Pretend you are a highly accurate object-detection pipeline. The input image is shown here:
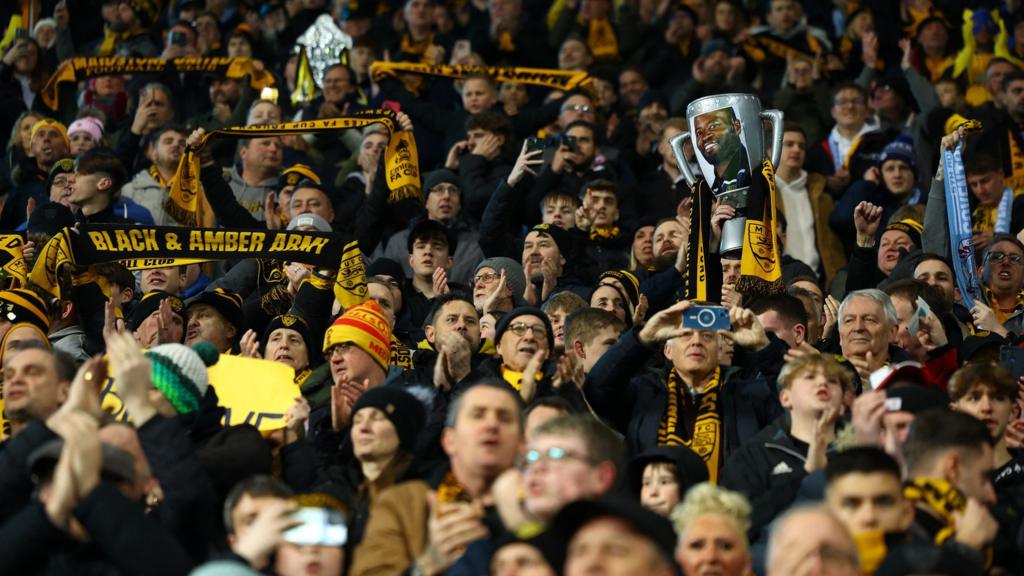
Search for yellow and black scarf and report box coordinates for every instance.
[168,111,420,227]
[684,178,720,302]
[390,336,412,369]
[41,56,274,110]
[371,62,592,93]
[903,478,964,544]
[1005,126,1024,194]
[982,286,1024,324]
[148,163,172,189]
[735,159,784,297]
[658,367,723,483]
[0,235,27,288]
[586,17,619,62]
[29,224,368,309]
[589,226,620,241]
[500,364,544,392]
[436,470,472,504]
[399,31,435,62]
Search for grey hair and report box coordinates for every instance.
[837,289,897,328]
[766,504,857,572]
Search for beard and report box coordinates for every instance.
[653,252,678,271]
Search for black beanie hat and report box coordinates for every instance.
[494,307,555,352]
[262,314,316,367]
[129,291,185,332]
[366,257,407,285]
[350,386,427,452]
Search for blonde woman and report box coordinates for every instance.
[671,483,754,576]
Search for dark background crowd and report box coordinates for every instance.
[3,0,1024,575]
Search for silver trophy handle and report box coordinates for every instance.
[762,109,784,169]
[670,132,698,187]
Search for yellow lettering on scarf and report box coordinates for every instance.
[187,230,267,252]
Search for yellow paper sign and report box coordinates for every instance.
[101,355,300,431]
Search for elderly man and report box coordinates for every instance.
[838,289,901,390]
[351,381,524,576]
[585,300,782,481]
[766,505,859,576]
[184,288,244,353]
[472,257,526,315]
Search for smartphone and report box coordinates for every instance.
[169,31,187,46]
[452,39,471,62]
[907,296,930,335]
[14,29,28,40]
[682,305,732,331]
[562,135,578,153]
[283,507,347,546]
[999,346,1024,380]
[525,136,544,154]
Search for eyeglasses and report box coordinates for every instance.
[51,175,71,188]
[474,272,500,285]
[328,342,356,356]
[523,446,592,468]
[987,251,1024,265]
[508,322,548,339]
[833,97,866,107]
[562,104,593,113]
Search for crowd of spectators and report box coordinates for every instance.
[3,0,1024,574]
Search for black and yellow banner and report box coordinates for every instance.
[684,179,720,303]
[0,234,26,288]
[370,62,592,92]
[41,56,276,110]
[291,46,318,107]
[168,111,420,226]
[736,160,784,296]
[29,225,367,307]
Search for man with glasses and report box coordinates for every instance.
[807,83,877,194]
[973,236,1024,336]
[472,257,526,315]
[322,302,392,430]
[499,414,623,533]
[584,300,782,482]
[477,307,573,403]
[556,93,597,131]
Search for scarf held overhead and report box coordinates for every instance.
[40,57,275,110]
[370,61,592,91]
[29,225,367,307]
[167,111,420,227]
[943,120,984,309]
